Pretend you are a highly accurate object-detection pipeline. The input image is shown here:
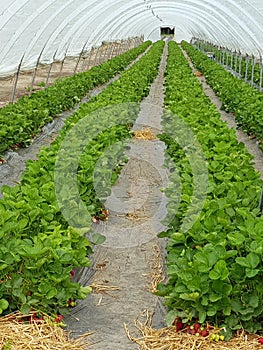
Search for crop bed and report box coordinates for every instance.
[0,41,151,159]
[1,39,263,349]
[0,41,164,317]
[157,41,263,338]
[182,41,263,150]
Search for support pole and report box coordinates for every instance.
[93,46,100,66]
[11,54,25,103]
[259,54,263,91]
[45,49,58,88]
[230,50,234,70]
[30,45,46,94]
[81,47,93,72]
[245,55,249,82]
[238,51,242,77]
[74,41,88,74]
[58,45,70,80]
[250,55,255,86]
[234,50,238,73]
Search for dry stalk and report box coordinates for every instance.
[90,282,121,298]
[134,128,157,140]
[0,312,92,349]
[194,71,203,77]
[148,244,165,293]
[125,310,263,350]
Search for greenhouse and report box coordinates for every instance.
[0,1,263,349]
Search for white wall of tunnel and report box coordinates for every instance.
[0,0,262,76]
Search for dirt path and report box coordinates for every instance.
[181,46,263,180]
[65,44,169,349]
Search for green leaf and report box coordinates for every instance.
[165,310,179,327]
[227,232,246,247]
[78,285,92,299]
[20,303,31,315]
[212,280,232,295]
[209,260,229,280]
[236,253,260,269]
[209,293,222,302]
[91,233,106,245]
[46,288,57,299]
[245,268,260,278]
[179,292,200,301]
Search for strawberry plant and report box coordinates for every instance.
[193,40,262,85]
[0,41,151,158]
[182,41,263,148]
[157,41,263,337]
[0,41,164,316]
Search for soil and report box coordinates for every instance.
[0,40,139,107]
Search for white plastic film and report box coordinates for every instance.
[0,0,262,76]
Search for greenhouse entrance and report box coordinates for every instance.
[160,26,175,39]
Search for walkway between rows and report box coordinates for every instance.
[65,43,169,350]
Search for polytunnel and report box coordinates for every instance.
[1,1,263,349]
[0,0,263,76]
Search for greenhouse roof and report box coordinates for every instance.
[0,0,262,76]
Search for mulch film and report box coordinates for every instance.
[0,312,93,349]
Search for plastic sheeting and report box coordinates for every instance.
[0,0,262,76]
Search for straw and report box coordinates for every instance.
[134,128,157,140]
[125,311,263,350]
[0,312,92,349]
[148,244,165,293]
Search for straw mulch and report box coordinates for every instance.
[134,128,157,140]
[148,244,165,293]
[116,211,150,221]
[0,312,93,349]
[195,71,203,77]
[125,311,263,350]
[90,282,121,297]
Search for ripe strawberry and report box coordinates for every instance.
[54,314,63,323]
[175,321,184,332]
[200,329,209,337]
[258,337,263,345]
[194,323,200,332]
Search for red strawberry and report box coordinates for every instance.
[258,337,263,345]
[194,323,201,332]
[54,314,63,323]
[175,321,184,332]
[200,329,209,337]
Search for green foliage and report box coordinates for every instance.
[181,41,263,148]
[157,41,263,335]
[193,40,262,85]
[0,41,151,158]
[0,41,164,316]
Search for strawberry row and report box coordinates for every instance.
[0,41,165,317]
[181,41,263,149]
[158,41,263,337]
[0,41,151,158]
